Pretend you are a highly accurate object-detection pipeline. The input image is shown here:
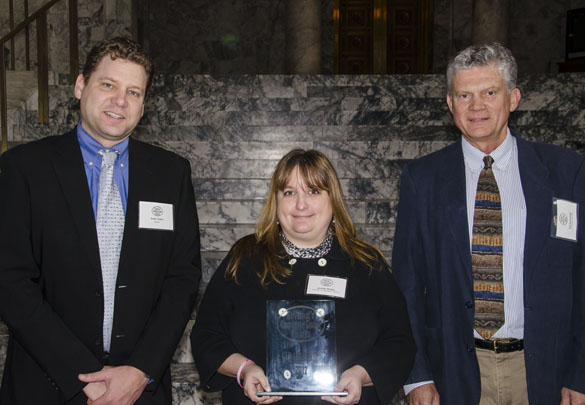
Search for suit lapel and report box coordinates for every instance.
[440,142,473,274]
[51,130,102,277]
[516,137,552,290]
[117,139,155,272]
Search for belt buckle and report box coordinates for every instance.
[492,338,513,353]
[492,338,509,353]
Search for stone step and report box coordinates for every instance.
[13,74,585,134]
[12,119,585,145]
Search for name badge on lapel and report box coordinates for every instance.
[305,274,347,299]
[139,201,174,231]
[551,197,578,242]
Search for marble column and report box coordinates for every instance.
[285,0,321,74]
[472,0,510,45]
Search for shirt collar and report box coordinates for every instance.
[462,128,513,173]
[77,121,129,164]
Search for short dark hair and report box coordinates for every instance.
[82,37,154,96]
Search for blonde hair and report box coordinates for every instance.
[226,149,386,287]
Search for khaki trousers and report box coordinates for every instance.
[476,347,529,405]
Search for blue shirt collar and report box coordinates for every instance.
[77,121,129,161]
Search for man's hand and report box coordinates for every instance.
[561,387,585,405]
[79,365,149,405]
[82,380,107,401]
[408,383,440,405]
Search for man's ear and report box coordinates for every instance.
[74,74,86,100]
[446,93,454,114]
[509,88,521,112]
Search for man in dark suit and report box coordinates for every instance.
[0,37,201,404]
[392,43,585,405]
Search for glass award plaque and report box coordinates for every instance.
[258,300,346,396]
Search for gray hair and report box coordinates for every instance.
[446,42,518,94]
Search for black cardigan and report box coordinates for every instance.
[191,237,415,404]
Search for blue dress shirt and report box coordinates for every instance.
[77,123,129,216]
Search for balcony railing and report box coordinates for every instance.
[0,0,78,154]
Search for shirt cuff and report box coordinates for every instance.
[404,380,434,396]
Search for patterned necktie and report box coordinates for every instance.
[96,150,125,352]
[472,155,504,339]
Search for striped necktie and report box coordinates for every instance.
[96,149,125,352]
[472,155,504,339]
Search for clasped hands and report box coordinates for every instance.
[79,365,149,405]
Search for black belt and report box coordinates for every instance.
[475,338,524,353]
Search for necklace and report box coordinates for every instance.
[280,230,333,259]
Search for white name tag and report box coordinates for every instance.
[305,275,347,299]
[139,201,174,231]
[552,198,578,242]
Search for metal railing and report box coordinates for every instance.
[0,0,78,154]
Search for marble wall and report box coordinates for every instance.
[76,0,134,66]
[137,0,585,75]
[139,0,334,75]
[143,0,286,75]
[1,0,133,72]
[1,0,47,70]
[431,0,474,72]
[4,0,585,76]
[3,72,585,404]
[508,0,585,73]
[431,0,585,73]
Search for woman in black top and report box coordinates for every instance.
[191,149,415,404]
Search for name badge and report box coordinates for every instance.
[551,198,578,242]
[305,275,347,299]
[139,201,174,231]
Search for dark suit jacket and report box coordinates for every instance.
[392,133,585,404]
[0,130,201,404]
